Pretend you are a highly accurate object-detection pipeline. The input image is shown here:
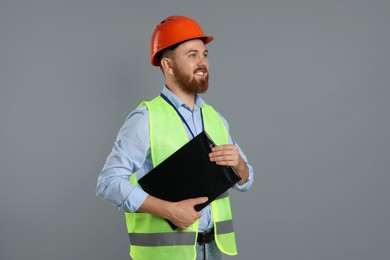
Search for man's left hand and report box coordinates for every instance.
[209,144,249,184]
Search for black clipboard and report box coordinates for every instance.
[138,131,242,229]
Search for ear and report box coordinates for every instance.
[161,57,174,75]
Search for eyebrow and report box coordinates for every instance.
[186,49,208,54]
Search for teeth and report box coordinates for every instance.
[196,71,205,75]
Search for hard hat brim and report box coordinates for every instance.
[151,35,213,66]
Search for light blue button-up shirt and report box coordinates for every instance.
[96,86,254,231]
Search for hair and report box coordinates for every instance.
[157,42,182,71]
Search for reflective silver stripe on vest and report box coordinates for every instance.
[216,220,234,235]
[216,191,229,200]
[129,232,196,246]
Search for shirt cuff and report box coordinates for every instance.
[233,164,254,191]
[120,186,149,212]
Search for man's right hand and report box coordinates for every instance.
[138,195,208,229]
[167,197,208,229]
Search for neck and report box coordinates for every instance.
[165,84,196,110]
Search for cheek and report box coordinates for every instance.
[176,60,198,74]
[186,64,197,74]
[188,62,197,70]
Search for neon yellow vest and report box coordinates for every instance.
[125,96,237,260]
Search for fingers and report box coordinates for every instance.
[209,144,239,166]
[185,197,207,221]
[209,144,238,157]
[172,198,207,229]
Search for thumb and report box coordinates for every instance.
[191,197,208,206]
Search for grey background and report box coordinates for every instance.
[1,0,389,259]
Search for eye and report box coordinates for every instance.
[189,53,197,58]
[203,52,208,58]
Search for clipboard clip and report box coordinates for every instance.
[204,131,216,150]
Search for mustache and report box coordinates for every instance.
[194,66,208,73]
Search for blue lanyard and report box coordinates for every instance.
[160,93,204,139]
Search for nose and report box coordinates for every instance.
[197,55,208,67]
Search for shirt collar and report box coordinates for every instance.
[161,85,204,111]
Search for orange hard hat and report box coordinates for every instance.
[150,16,214,66]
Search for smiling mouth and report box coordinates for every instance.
[194,69,208,76]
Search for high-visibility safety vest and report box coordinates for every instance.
[125,96,238,260]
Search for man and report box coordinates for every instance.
[96,15,254,260]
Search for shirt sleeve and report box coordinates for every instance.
[96,106,150,212]
[218,113,254,192]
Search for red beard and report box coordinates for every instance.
[171,64,209,94]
